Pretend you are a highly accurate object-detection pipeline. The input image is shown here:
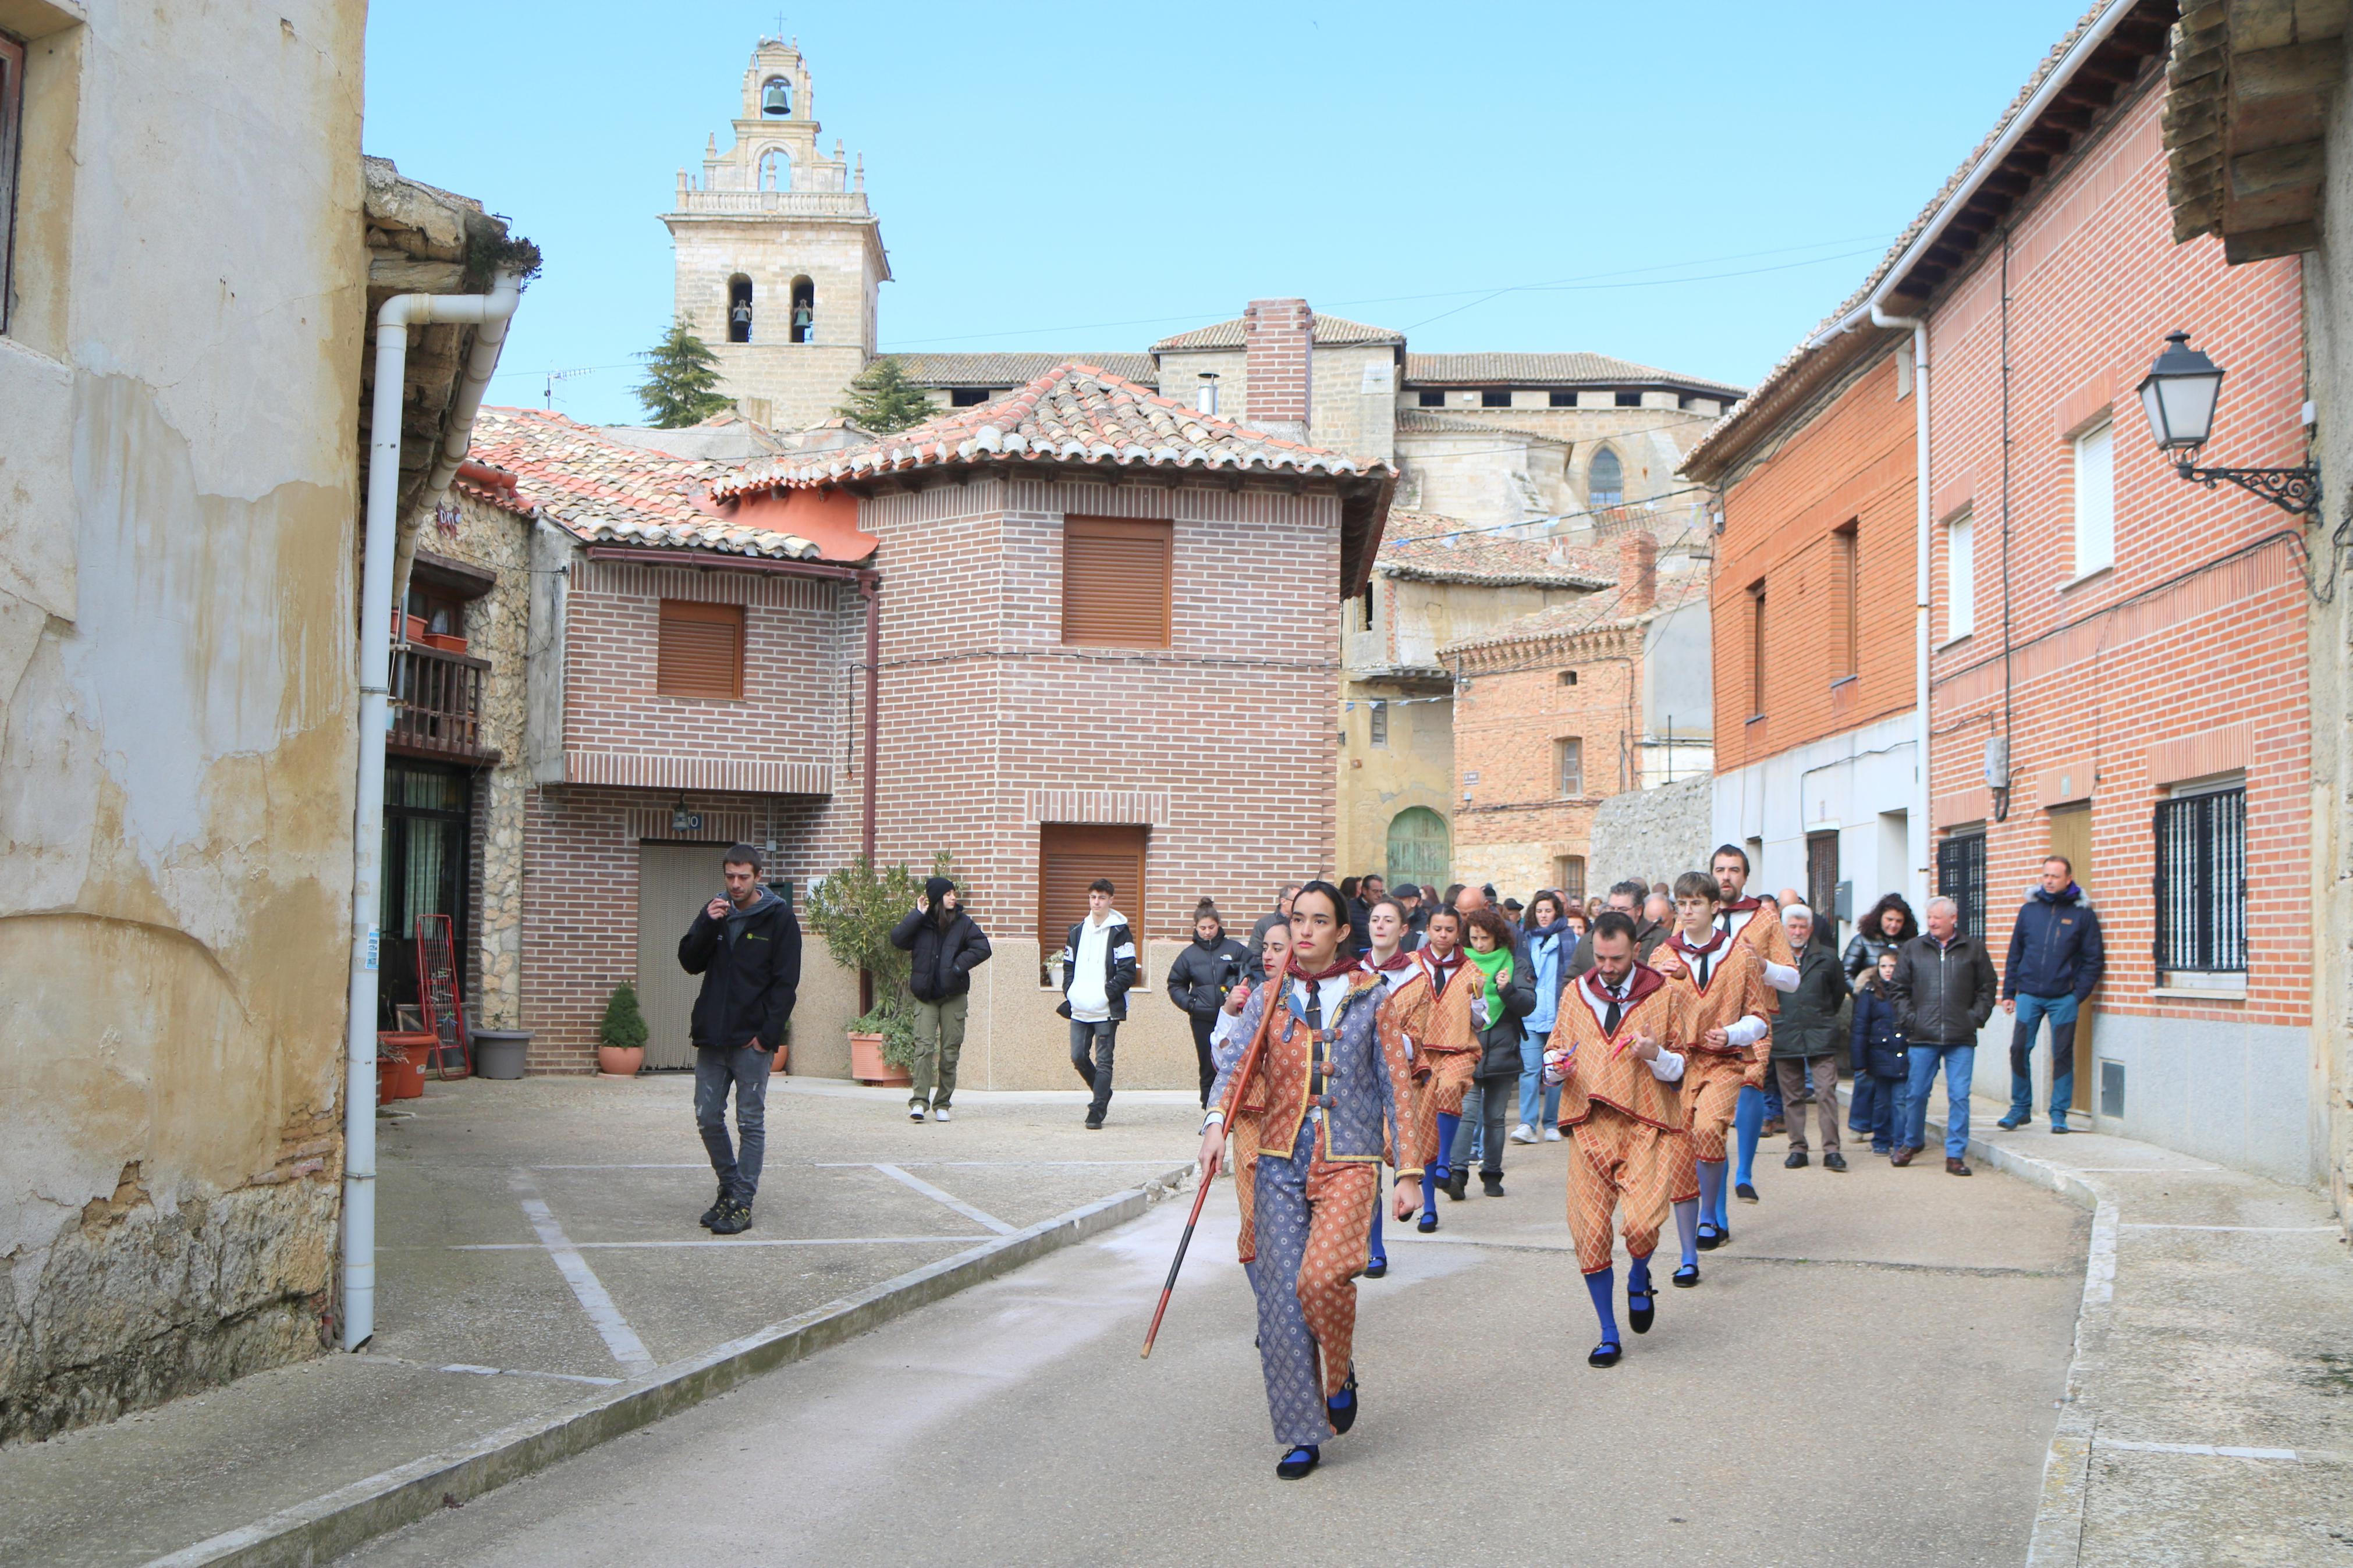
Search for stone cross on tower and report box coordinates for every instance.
[661,37,890,430]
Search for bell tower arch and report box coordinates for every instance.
[662,37,890,428]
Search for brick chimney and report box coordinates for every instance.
[1242,298,1312,442]
[1619,531,1658,614]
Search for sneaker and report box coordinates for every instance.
[933,1106,952,1123]
[698,1185,729,1229]
[1543,1126,1563,1142]
[2050,1119,2068,1135]
[1510,1122,1538,1144]
[1997,1113,2027,1130]
[709,1199,754,1235]
[909,1104,926,1123]
[1084,1112,1104,1130]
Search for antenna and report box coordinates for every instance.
[544,367,595,410]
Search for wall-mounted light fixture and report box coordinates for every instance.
[2137,330,2320,515]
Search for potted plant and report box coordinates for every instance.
[597,982,648,1078]
[807,850,957,1087]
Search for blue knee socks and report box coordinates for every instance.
[1629,1255,1653,1300]
[1699,1158,1728,1232]
[1584,1267,1619,1346]
[1673,1199,1699,1268]
[1368,1201,1385,1264]
[1436,1112,1460,1179]
[1734,1084,1764,1189]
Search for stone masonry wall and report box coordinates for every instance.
[1589,773,1714,893]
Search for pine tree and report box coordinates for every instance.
[632,319,734,428]
[598,983,649,1053]
[835,355,935,433]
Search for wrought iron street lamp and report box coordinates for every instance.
[2136,330,2320,515]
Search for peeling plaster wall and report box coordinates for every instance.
[0,0,370,1443]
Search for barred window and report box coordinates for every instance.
[1936,830,1985,940]
[1368,699,1388,746]
[2155,784,2245,975]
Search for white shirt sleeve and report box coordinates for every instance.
[1724,1015,1769,1048]
[1209,1009,1243,1050]
[1763,960,1800,994]
[1648,1047,1686,1081]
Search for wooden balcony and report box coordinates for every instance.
[390,642,500,765]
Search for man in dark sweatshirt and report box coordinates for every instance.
[677,844,801,1234]
[1998,856,2105,1134]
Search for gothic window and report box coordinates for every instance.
[1588,447,1623,507]
[727,275,753,343]
[758,149,791,191]
[789,276,814,344]
[761,76,792,116]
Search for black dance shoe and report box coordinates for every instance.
[1277,1445,1321,1479]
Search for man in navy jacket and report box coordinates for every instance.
[1999,856,2105,1134]
[678,844,802,1233]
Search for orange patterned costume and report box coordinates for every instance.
[1651,930,1771,1201]
[1378,949,1477,1169]
[1718,895,1797,1006]
[1548,963,1691,1274]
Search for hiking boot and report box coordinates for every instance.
[698,1185,729,1229]
[709,1199,754,1235]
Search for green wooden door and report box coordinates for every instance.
[1385,807,1450,892]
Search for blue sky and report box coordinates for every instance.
[364,2,2084,426]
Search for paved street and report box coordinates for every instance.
[339,1130,2087,1568]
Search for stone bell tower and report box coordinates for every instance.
[662,37,890,429]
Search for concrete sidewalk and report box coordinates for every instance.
[0,1076,1199,1568]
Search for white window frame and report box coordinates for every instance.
[2073,417,2116,578]
[1945,509,1975,642]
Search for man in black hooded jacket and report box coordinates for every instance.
[678,844,802,1235]
[1165,899,1251,1105]
[889,876,992,1123]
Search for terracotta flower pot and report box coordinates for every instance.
[848,1030,909,1086]
[769,1037,791,1075]
[597,1045,644,1078]
[379,1051,425,1103]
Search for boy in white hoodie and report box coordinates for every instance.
[1057,878,1137,1128]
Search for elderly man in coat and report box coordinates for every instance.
[1769,904,1851,1171]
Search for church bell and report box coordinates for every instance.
[762,78,791,116]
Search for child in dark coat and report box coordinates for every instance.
[1848,950,1910,1157]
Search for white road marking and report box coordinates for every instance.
[2098,1439,2304,1461]
[452,1235,980,1251]
[2118,1223,2341,1233]
[872,1164,1017,1234]
[813,1160,1175,1168]
[2070,1165,2221,1173]
[510,1169,656,1374]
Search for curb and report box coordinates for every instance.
[145,1165,1197,1568]
[1834,1086,2114,1568]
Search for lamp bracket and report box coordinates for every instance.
[2174,459,2322,516]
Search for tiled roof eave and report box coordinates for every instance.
[1379,563,1613,590]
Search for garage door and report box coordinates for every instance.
[638,842,727,1069]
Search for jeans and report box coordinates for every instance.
[1518,1025,1563,1129]
[910,993,968,1109]
[1450,1075,1513,1176]
[2007,992,2079,1124]
[1069,1018,1117,1118]
[1850,1073,1907,1150]
[1188,1011,1219,1107]
[694,1044,772,1203]
[1903,1043,1976,1158]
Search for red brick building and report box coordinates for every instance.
[1685,1,2320,1186]
[709,357,1394,1087]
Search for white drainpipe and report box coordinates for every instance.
[343,271,521,1351]
[1871,303,1932,909]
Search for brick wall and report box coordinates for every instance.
[1450,625,1643,897]
[1243,298,1313,433]
[1925,82,2310,1030]
[1712,347,1917,771]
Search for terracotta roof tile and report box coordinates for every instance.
[893,351,1158,387]
[712,362,1394,496]
[468,407,820,560]
[1376,510,1613,588]
[1150,313,1406,351]
[1439,570,1712,656]
[1404,352,1744,396]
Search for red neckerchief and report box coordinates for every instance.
[1418,946,1464,993]
[1582,961,1665,1044]
[1719,894,1763,916]
[1288,953,1359,986]
[1666,928,1727,992]
[1361,948,1415,974]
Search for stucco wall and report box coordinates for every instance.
[0,0,369,1442]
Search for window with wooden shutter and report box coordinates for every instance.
[1037,823,1148,987]
[1062,517,1172,647]
[657,599,744,698]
